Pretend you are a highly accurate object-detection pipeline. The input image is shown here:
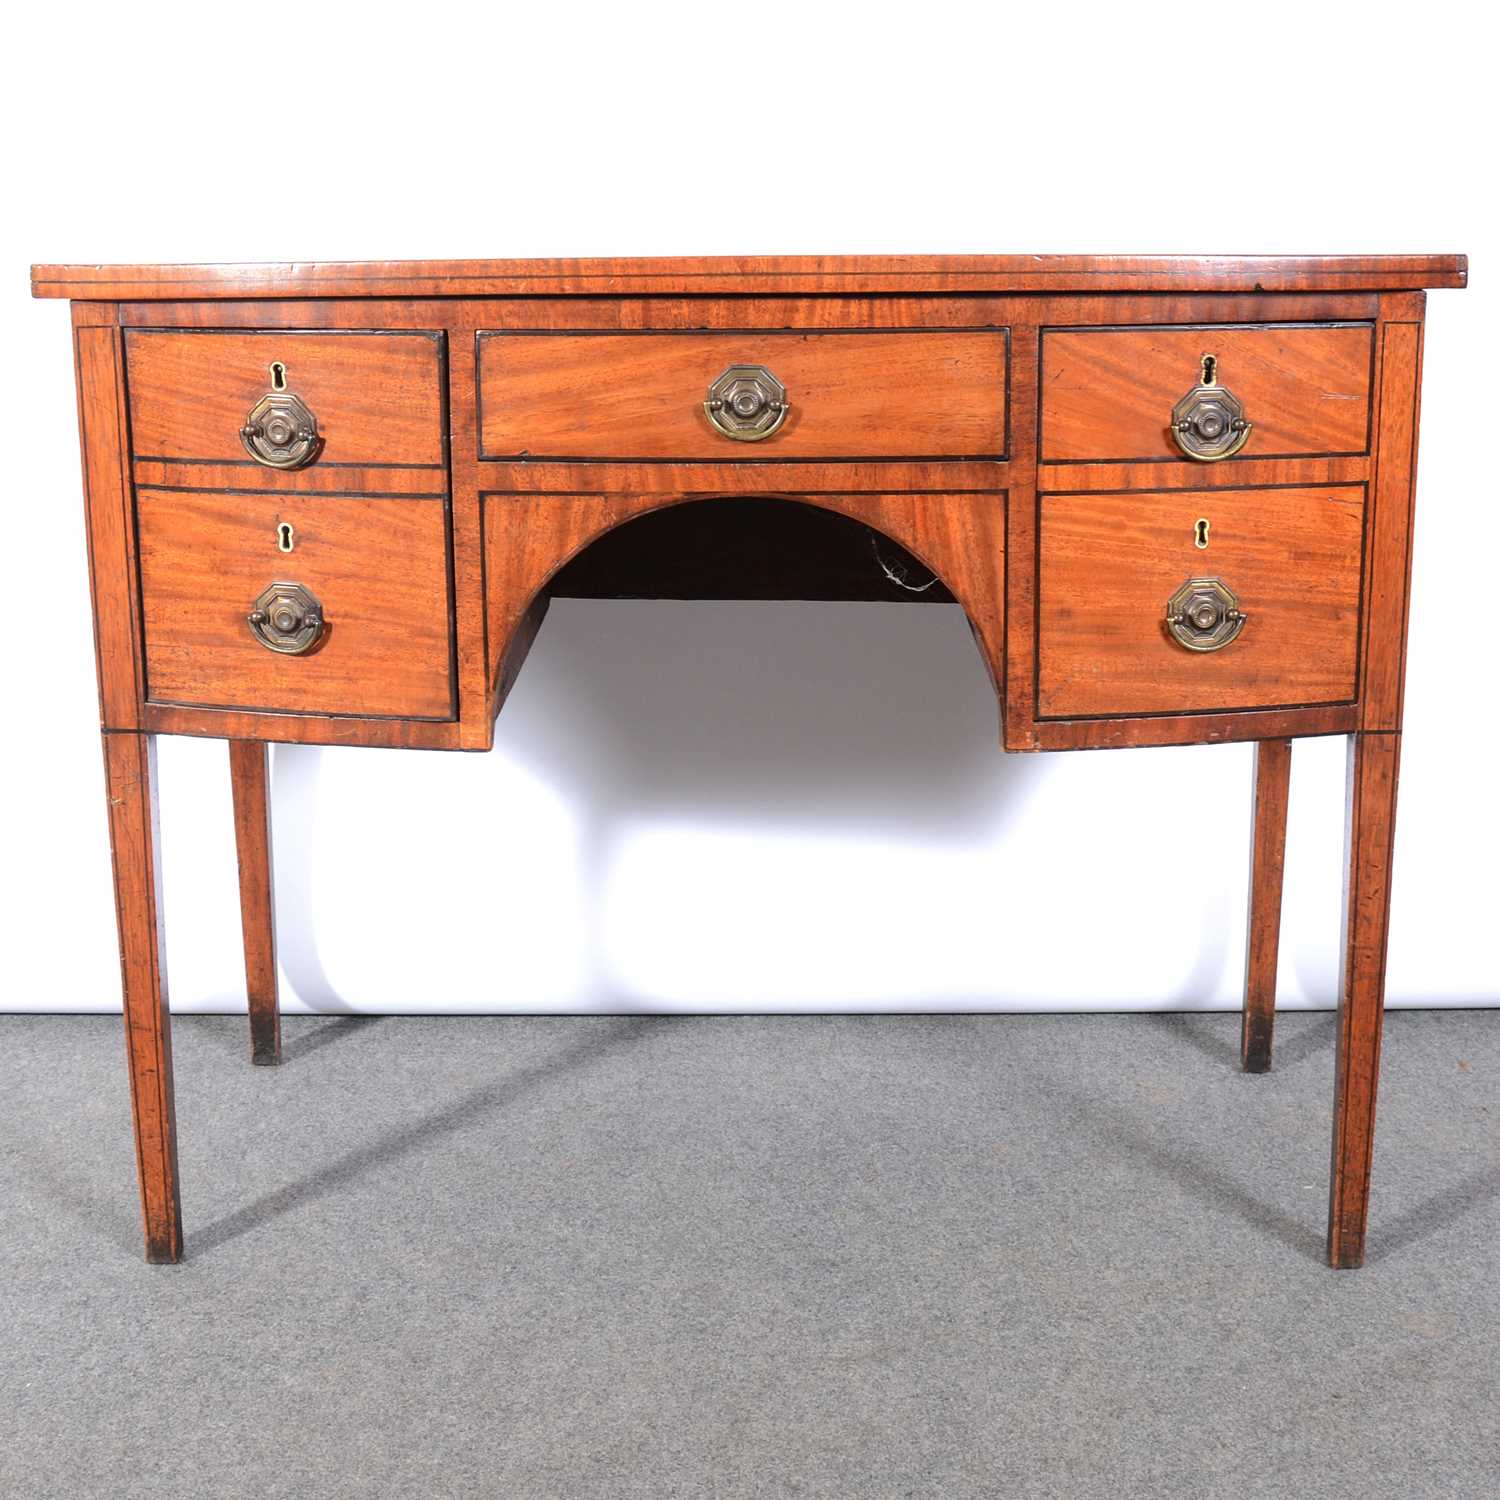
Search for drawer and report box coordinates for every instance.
[1039,324,1373,462]
[136,490,453,718]
[124,330,446,470]
[477,329,1008,460]
[1038,486,1364,719]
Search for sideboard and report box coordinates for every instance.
[30,253,1467,1268]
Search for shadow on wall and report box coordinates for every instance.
[502,598,1021,840]
[271,743,350,1012]
[269,598,1237,1011]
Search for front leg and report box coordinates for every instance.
[1327,731,1402,1269]
[102,732,183,1263]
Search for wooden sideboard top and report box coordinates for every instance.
[30,253,1467,301]
[47,245,1464,1268]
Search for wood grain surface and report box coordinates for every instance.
[131,459,448,498]
[141,703,466,751]
[30,254,1468,300]
[1040,324,1374,462]
[74,320,144,729]
[1361,303,1426,729]
[136,490,454,719]
[1022,703,1360,753]
[1036,455,1370,494]
[1037,485,1366,718]
[477,330,1007,461]
[124,330,446,468]
[111,291,1378,333]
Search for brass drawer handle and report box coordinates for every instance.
[247,582,325,655]
[1166,577,1246,652]
[704,364,788,442]
[1170,354,1252,461]
[241,384,320,469]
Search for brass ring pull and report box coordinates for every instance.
[704,364,789,442]
[1165,577,1246,652]
[1170,354,1252,461]
[247,581,325,655]
[241,390,320,469]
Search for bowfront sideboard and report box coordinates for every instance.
[31,254,1467,1267]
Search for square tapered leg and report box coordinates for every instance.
[1242,739,1292,1072]
[229,739,280,1066]
[102,731,183,1263]
[1327,731,1402,1269]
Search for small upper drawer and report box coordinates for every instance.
[1039,323,1373,463]
[124,330,446,469]
[477,329,1008,460]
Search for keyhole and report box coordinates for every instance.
[270,361,287,391]
[1200,353,1217,385]
[1194,518,1210,549]
[277,522,295,553]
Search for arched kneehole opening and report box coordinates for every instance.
[547,497,955,604]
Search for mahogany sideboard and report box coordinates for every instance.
[31,253,1468,1268]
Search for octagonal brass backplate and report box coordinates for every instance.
[1170,355,1252,461]
[704,364,789,442]
[1165,576,1246,652]
[247,581,325,655]
[241,390,320,469]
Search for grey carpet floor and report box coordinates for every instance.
[1,1011,1496,1500]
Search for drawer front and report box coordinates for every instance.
[1040,324,1373,462]
[136,490,453,718]
[124,331,447,469]
[477,329,1008,460]
[1038,485,1364,718]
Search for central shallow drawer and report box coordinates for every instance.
[136,490,453,719]
[477,329,1008,460]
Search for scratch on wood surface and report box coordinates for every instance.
[109,773,143,806]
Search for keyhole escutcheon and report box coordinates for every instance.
[277,521,295,553]
[1194,518,1210,549]
[270,361,288,391]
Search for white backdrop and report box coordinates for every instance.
[4,2,1495,1015]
